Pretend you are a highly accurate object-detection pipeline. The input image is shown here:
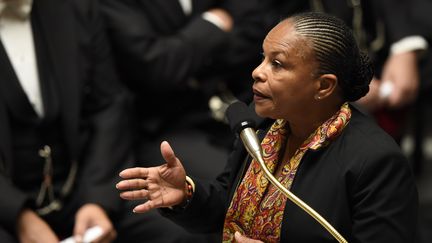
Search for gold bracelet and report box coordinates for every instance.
[185,176,195,192]
[170,176,195,211]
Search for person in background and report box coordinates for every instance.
[405,1,432,243]
[404,0,432,175]
[100,1,271,242]
[99,0,270,179]
[115,12,418,243]
[0,0,182,242]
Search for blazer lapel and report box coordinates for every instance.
[0,41,40,121]
[32,0,79,155]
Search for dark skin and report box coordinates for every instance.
[116,19,345,242]
[252,19,342,178]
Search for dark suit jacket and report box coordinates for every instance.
[100,0,269,126]
[0,0,131,228]
[163,105,418,243]
[409,0,432,91]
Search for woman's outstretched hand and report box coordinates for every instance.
[116,141,187,213]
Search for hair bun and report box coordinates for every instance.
[344,52,374,101]
[359,52,374,85]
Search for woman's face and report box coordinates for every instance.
[252,20,320,121]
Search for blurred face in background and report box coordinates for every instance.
[252,20,320,122]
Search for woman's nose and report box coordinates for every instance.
[252,62,266,82]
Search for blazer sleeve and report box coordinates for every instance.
[160,136,248,233]
[159,109,269,233]
[0,101,33,229]
[374,0,423,43]
[100,0,229,91]
[351,150,418,242]
[73,0,133,215]
[0,176,32,230]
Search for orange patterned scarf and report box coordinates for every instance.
[222,103,351,242]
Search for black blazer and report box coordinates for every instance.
[163,105,418,243]
[0,0,131,227]
[100,0,272,137]
[100,0,269,99]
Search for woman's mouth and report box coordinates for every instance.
[253,89,270,102]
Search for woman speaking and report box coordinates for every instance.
[115,12,418,243]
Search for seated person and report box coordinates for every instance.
[0,0,190,242]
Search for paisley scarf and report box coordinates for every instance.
[222,102,351,242]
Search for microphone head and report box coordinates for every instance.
[226,101,256,135]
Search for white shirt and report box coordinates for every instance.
[178,0,192,16]
[0,0,43,117]
[390,36,428,56]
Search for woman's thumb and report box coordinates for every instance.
[160,141,178,167]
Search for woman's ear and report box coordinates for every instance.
[314,74,338,100]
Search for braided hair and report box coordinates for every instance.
[288,12,373,101]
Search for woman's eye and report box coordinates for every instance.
[271,60,282,68]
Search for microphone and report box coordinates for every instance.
[225,101,347,243]
[225,102,263,164]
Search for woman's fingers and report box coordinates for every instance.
[116,178,148,190]
[119,167,149,179]
[119,189,149,200]
[132,200,157,213]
